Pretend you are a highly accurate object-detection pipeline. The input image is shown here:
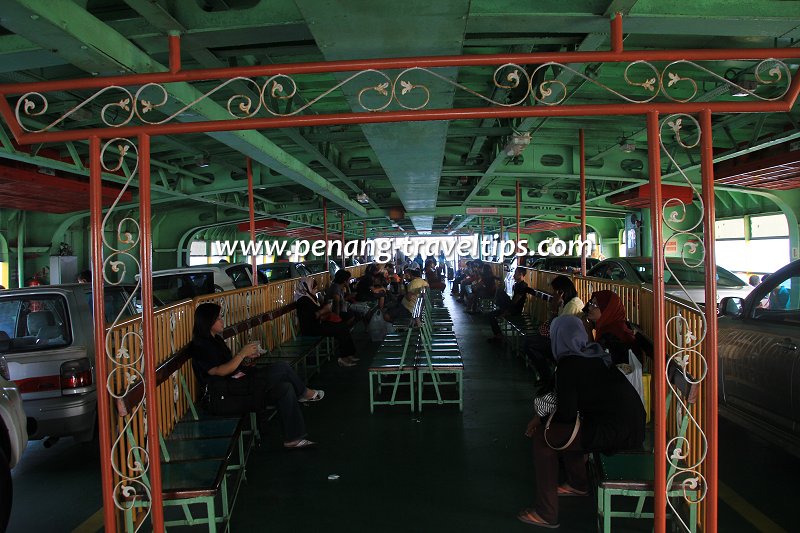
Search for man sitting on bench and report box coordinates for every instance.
[383,263,429,323]
[191,303,324,450]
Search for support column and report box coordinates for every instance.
[480,217,484,261]
[323,199,328,265]
[138,133,165,532]
[340,212,345,266]
[700,109,718,532]
[516,181,521,254]
[247,158,257,285]
[89,136,117,532]
[579,128,587,276]
[647,111,666,533]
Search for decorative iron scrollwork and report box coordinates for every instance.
[13,59,791,133]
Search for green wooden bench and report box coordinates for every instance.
[116,345,256,533]
[594,362,700,533]
[367,296,425,412]
[114,303,318,532]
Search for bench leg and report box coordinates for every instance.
[369,373,375,413]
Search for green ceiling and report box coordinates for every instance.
[0,0,799,243]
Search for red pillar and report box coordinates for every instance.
[700,109,719,532]
[340,212,345,266]
[579,128,587,276]
[322,199,328,265]
[247,158,257,285]
[516,181,521,254]
[138,133,165,531]
[89,136,117,532]
[647,112,666,533]
[480,216,484,261]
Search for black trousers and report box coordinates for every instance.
[250,362,308,441]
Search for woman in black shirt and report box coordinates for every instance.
[519,315,645,528]
[191,303,323,449]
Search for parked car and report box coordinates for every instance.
[718,259,800,457]
[529,255,599,273]
[256,262,310,283]
[0,284,157,444]
[587,256,753,306]
[0,374,27,531]
[300,259,340,276]
[147,262,256,303]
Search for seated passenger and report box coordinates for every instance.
[294,277,360,368]
[355,264,386,310]
[487,267,528,343]
[326,270,357,323]
[523,275,585,382]
[424,258,446,291]
[519,315,645,528]
[191,303,323,449]
[585,290,639,365]
[383,264,429,323]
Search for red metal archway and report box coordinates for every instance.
[1,13,798,533]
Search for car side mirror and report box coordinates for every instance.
[719,296,743,317]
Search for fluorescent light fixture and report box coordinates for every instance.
[503,131,531,157]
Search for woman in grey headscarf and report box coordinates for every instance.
[518,315,645,528]
[294,277,359,367]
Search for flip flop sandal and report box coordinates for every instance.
[299,390,325,403]
[558,484,588,497]
[284,439,317,450]
[517,508,559,529]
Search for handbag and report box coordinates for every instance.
[534,391,557,418]
[204,374,267,416]
[324,312,342,323]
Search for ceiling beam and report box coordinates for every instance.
[2,0,367,217]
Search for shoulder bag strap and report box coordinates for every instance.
[543,411,581,451]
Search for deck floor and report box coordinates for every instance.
[8,291,799,532]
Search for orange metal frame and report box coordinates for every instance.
[0,13,797,533]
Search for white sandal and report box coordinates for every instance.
[299,389,325,403]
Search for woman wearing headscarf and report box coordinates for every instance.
[191,303,322,450]
[294,277,359,367]
[585,290,639,365]
[519,315,645,528]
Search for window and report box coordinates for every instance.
[751,214,789,239]
[752,273,800,322]
[0,295,71,352]
[225,266,253,289]
[189,240,211,266]
[715,219,745,239]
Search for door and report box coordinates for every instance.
[720,266,800,432]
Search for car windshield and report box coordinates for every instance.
[628,260,744,287]
[0,295,72,353]
[257,265,292,281]
[303,262,328,274]
[152,272,215,303]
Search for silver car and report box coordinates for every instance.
[0,284,150,444]
[718,259,800,457]
[0,374,27,531]
[587,256,752,307]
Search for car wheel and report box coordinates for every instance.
[0,447,12,533]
